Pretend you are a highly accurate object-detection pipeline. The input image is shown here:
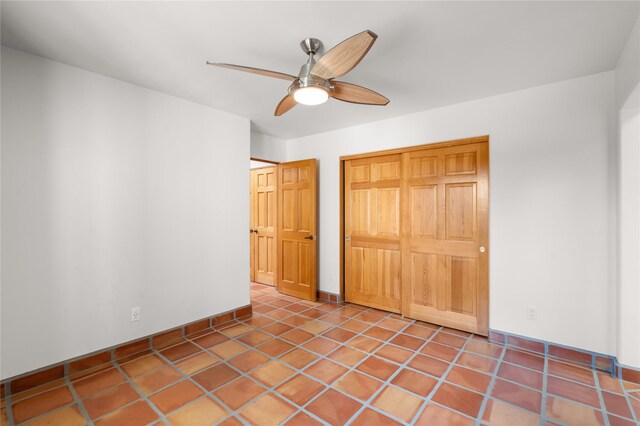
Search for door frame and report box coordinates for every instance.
[251,157,280,165]
[339,135,490,302]
[250,158,280,285]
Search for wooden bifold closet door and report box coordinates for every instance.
[344,139,489,335]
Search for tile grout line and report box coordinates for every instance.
[5,287,620,421]
[301,314,560,417]
[270,308,417,424]
[608,367,640,425]
[498,335,615,374]
[150,347,254,426]
[541,389,628,420]
[4,337,538,424]
[111,361,172,425]
[155,325,288,424]
[252,286,636,424]
[540,361,625,423]
[10,332,558,425]
[192,308,364,424]
[199,297,595,425]
[362,329,473,425]
[342,319,443,425]
[179,322,335,425]
[260,304,456,424]
[303,317,423,425]
[293,328,491,425]
[503,358,606,390]
[627,391,640,424]
[621,384,640,424]
[592,367,612,426]
[9,284,630,426]
[6,382,91,426]
[474,340,507,426]
[64,374,94,426]
[10,401,82,426]
[158,334,258,423]
[4,386,15,426]
[245,301,542,425]
[540,342,549,426]
[512,360,631,414]
[219,339,334,425]
[489,342,619,420]
[408,335,478,425]
[12,373,161,426]
[72,357,178,421]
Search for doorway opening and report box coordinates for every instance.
[249,157,319,301]
[250,158,279,286]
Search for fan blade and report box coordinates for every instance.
[331,81,389,105]
[311,30,378,80]
[206,62,296,81]
[274,95,297,116]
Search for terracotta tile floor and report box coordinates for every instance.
[3,283,640,425]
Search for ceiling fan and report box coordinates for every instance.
[206,30,389,116]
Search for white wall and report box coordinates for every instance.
[618,106,640,368]
[251,131,286,163]
[0,47,251,379]
[615,18,640,111]
[615,16,640,368]
[287,72,616,355]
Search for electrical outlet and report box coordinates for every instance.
[526,306,537,321]
[131,307,141,322]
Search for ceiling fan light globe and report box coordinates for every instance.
[293,87,329,106]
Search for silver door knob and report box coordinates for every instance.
[479,246,486,253]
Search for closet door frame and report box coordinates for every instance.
[339,135,490,331]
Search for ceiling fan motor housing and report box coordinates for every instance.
[288,74,332,96]
[300,38,323,55]
[292,38,332,97]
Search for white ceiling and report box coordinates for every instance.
[1,1,638,139]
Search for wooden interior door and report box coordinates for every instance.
[344,155,402,312]
[401,142,489,335]
[277,159,317,300]
[250,169,256,282]
[252,167,278,285]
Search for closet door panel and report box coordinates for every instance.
[402,143,489,335]
[345,155,402,312]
